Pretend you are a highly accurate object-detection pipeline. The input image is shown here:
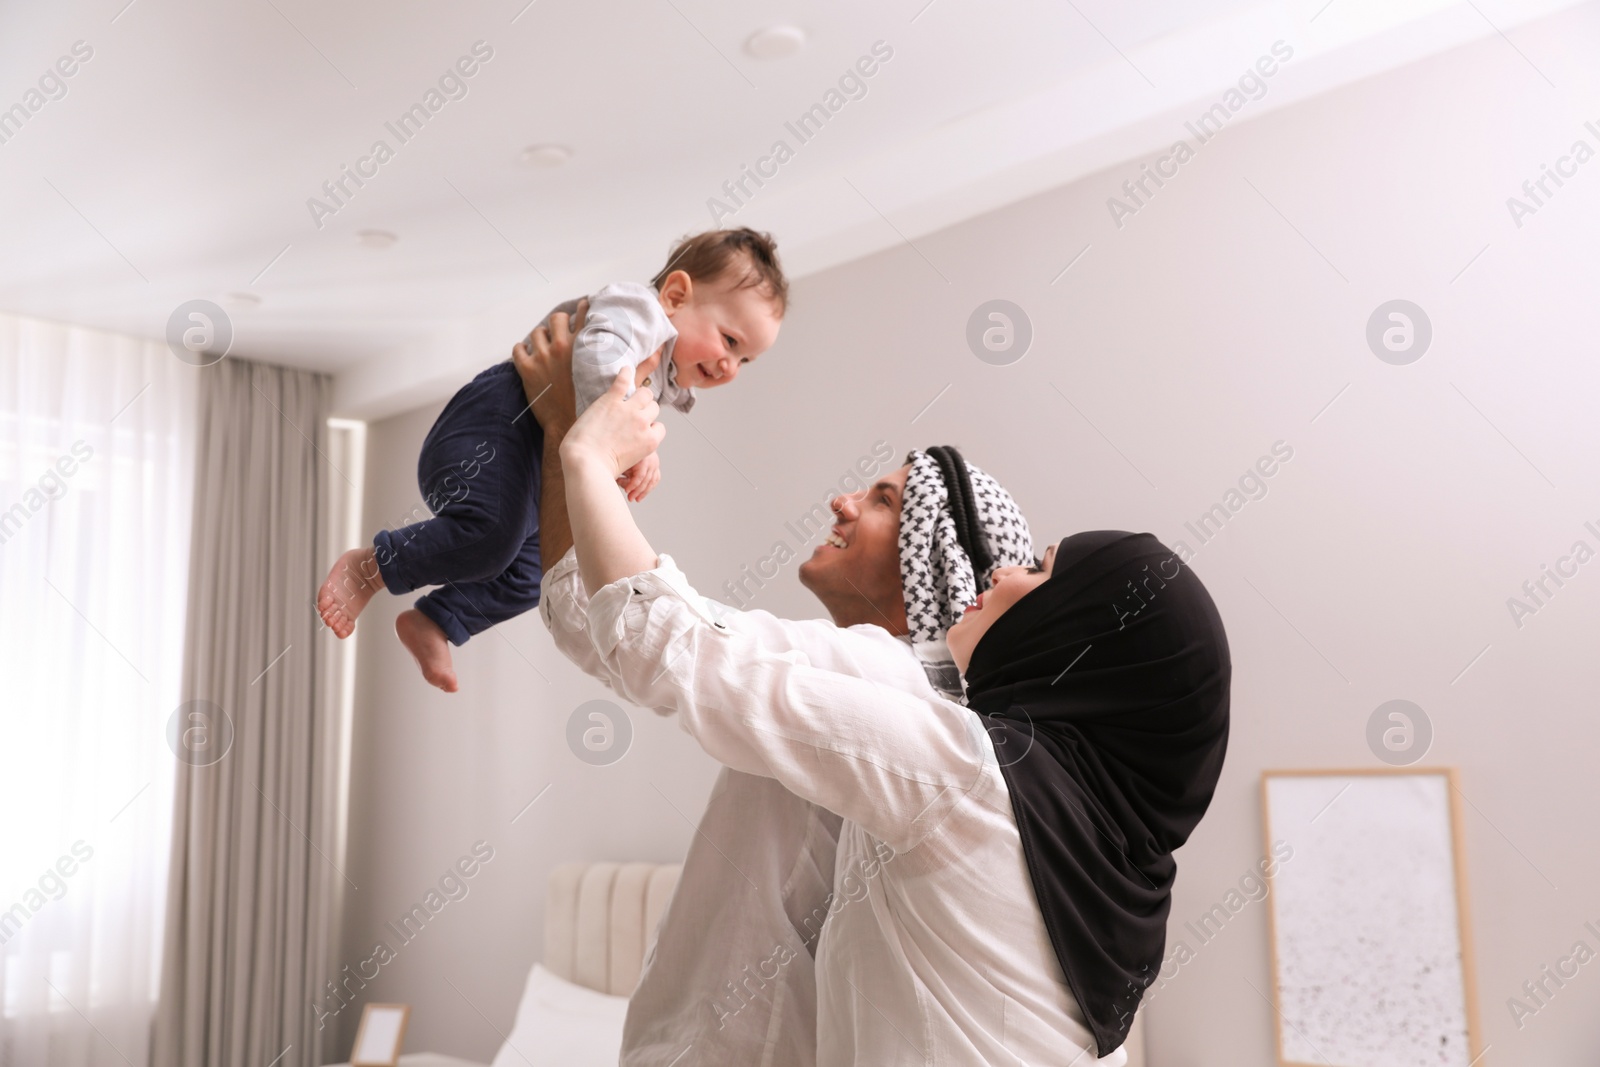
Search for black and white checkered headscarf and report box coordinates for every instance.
[898,447,1033,697]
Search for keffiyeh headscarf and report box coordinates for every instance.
[897,446,1033,697]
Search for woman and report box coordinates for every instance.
[559,369,1231,1064]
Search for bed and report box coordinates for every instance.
[541,861,684,998]
[334,860,1146,1066]
[329,862,679,1067]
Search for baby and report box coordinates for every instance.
[316,227,787,691]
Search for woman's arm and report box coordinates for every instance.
[559,367,666,595]
[584,557,985,853]
[556,368,985,849]
[523,329,922,690]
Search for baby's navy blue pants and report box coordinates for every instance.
[373,362,543,646]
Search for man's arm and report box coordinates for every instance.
[539,422,573,572]
[521,298,669,686]
[517,303,929,693]
[512,299,586,569]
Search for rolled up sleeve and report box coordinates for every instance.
[539,547,608,683]
[586,556,984,852]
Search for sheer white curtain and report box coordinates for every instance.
[0,312,197,1067]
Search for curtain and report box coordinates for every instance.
[0,313,197,1067]
[152,357,343,1067]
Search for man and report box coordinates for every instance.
[512,308,1036,1066]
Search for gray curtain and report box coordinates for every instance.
[154,357,341,1067]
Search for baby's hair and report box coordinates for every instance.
[651,228,788,314]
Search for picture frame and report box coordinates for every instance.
[1259,768,1482,1067]
[350,1002,411,1067]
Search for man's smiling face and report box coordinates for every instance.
[798,464,911,635]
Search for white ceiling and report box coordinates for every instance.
[0,0,1583,417]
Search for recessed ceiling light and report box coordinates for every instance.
[355,229,398,250]
[518,144,572,168]
[744,25,805,59]
[222,291,262,310]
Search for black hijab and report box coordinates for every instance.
[963,531,1231,1055]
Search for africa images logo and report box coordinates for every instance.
[166,300,233,366]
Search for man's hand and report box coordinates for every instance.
[513,298,586,438]
[520,299,587,572]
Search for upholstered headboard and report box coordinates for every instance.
[542,860,1146,1066]
[544,862,682,997]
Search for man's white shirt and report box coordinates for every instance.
[541,549,1121,1067]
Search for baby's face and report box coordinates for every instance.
[664,275,782,390]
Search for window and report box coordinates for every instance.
[0,314,196,1067]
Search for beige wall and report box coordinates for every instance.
[338,6,1600,1062]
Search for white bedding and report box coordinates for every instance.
[489,964,629,1067]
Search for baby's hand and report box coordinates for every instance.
[618,452,661,502]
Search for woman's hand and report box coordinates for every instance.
[561,366,666,595]
[512,298,587,435]
[559,366,667,483]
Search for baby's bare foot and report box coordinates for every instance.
[396,609,458,693]
[317,546,384,638]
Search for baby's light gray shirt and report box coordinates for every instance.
[542,282,692,417]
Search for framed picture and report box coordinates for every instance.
[1260,769,1482,1067]
[350,1003,410,1067]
